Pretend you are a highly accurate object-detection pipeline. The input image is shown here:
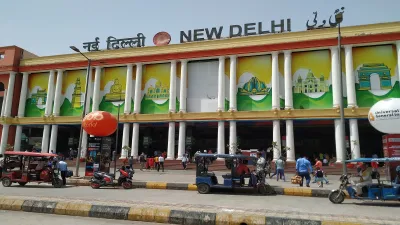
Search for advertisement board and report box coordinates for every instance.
[382,134,400,181]
[368,98,400,134]
[353,45,399,107]
[24,72,50,117]
[292,50,332,109]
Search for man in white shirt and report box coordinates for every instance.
[158,155,165,172]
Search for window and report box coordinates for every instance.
[0,82,4,92]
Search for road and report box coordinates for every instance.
[1,184,400,221]
[0,210,169,225]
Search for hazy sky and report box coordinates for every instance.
[1,0,398,56]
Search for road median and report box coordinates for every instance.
[0,195,393,225]
[67,178,333,198]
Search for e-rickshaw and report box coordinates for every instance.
[328,157,400,204]
[0,151,63,188]
[195,153,275,195]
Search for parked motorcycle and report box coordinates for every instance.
[90,166,134,189]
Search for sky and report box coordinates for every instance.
[1,0,399,56]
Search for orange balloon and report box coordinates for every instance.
[82,111,117,137]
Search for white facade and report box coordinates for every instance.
[6,40,400,163]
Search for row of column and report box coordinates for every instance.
[5,42,400,160]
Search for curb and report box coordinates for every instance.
[0,196,389,225]
[67,179,332,198]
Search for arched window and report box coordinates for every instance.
[0,82,4,92]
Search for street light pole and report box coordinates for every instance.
[70,46,91,177]
[335,12,347,175]
[114,103,121,175]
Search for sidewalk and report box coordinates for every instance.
[69,168,339,197]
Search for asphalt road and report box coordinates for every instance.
[0,210,169,225]
[1,184,400,220]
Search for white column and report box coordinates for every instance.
[179,60,188,112]
[49,70,63,153]
[217,57,225,158]
[52,70,63,116]
[124,64,133,113]
[344,46,357,107]
[120,64,133,159]
[217,56,225,111]
[120,123,130,158]
[177,60,187,160]
[131,63,142,159]
[334,120,345,162]
[1,72,16,153]
[14,126,22,151]
[344,45,360,159]
[44,71,55,116]
[177,122,186,160]
[1,72,15,153]
[396,41,400,84]
[272,52,281,161]
[167,122,175,160]
[1,89,7,117]
[349,119,360,159]
[92,66,101,111]
[167,61,177,160]
[217,122,225,156]
[229,55,237,110]
[18,73,29,117]
[229,121,237,154]
[272,120,281,161]
[41,125,50,153]
[0,125,10,154]
[283,51,295,161]
[169,61,177,112]
[42,71,55,153]
[284,51,293,109]
[331,47,341,108]
[271,52,279,109]
[131,123,139,158]
[49,125,58,153]
[133,63,142,114]
[15,72,29,151]
[285,120,295,161]
[4,72,16,117]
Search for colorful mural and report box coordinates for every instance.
[292,50,332,109]
[141,63,170,114]
[352,45,399,107]
[59,70,87,116]
[236,55,272,111]
[24,72,50,117]
[98,67,131,114]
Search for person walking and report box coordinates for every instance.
[154,155,159,171]
[139,153,146,171]
[57,160,68,186]
[296,155,312,187]
[182,154,188,170]
[158,154,165,172]
[275,156,285,182]
[128,156,134,170]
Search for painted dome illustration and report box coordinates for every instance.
[239,77,269,95]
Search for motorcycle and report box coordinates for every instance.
[90,166,134,189]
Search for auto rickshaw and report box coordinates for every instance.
[328,157,400,204]
[0,151,63,188]
[194,153,275,195]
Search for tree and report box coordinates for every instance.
[268,141,291,159]
[227,142,240,155]
[122,145,131,157]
